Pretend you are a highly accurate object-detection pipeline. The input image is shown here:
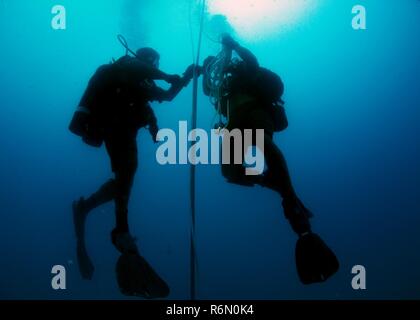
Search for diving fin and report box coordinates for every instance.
[116,253,170,299]
[73,199,95,280]
[76,243,95,280]
[295,233,339,285]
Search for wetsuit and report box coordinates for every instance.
[79,56,190,235]
[203,47,311,234]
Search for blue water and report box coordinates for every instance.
[0,0,419,299]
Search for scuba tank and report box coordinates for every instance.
[69,64,112,148]
[69,35,132,148]
[255,67,288,132]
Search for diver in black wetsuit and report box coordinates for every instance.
[201,35,339,284]
[70,47,194,279]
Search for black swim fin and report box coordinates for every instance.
[116,253,170,299]
[76,243,95,280]
[295,233,339,285]
[73,199,95,280]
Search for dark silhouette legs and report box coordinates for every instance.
[73,134,138,258]
[221,132,312,235]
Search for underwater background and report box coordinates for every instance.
[0,0,419,299]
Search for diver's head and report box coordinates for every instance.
[136,47,160,68]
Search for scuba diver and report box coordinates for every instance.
[201,35,339,284]
[69,42,195,295]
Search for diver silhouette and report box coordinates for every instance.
[70,45,194,297]
[200,35,339,284]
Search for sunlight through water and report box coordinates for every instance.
[206,0,320,40]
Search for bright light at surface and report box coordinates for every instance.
[207,0,318,40]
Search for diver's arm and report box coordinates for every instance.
[150,64,196,102]
[143,66,177,83]
[129,58,177,83]
[152,83,184,102]
[222,35,259,71]
[234,45,259,71]
[152,76,191,102]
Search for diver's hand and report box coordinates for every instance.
[164,74,182,85]
[183,64,195,81]
[149,123,159,143]
[183,64,203,83]
[221,34,239,50]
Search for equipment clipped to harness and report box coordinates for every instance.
[204,46,232,129]
[254,67,288,132]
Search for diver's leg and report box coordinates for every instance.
[81,179,116,213]
[262,137,340,283]
[255,132,339,283]
[72,179,115,280]
[72,135,118,279]
[111,168,139,254]
[259,133,296,198]
[111,137,139,254]
[221,163,254,186]
[259,133,312,235]
[113,168,135,234]
[220,129,259,186]
[73,179,116,241]
[219,129,298,194]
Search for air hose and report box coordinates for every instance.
[117,34,138,58]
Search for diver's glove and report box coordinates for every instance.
[183,64,195,81]
[221,34,239,50]
[148,123,159,143]
[182,64,203,85]
[146,111,159,143]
